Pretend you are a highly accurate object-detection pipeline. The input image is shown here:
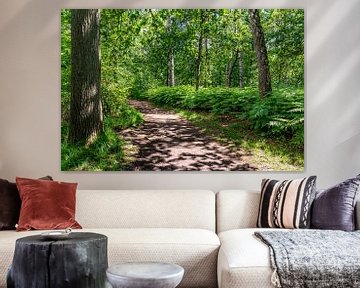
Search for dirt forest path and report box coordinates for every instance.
[118,100,258,171]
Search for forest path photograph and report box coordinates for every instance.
[61,9,304,171]
[119,100,257,171]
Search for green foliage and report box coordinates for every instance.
[61,120,125,171]
[101,74,144,128]
[188,87,257,115]
[145,86,304,146]
[101,80,129,116]
[145,85,257,114]
[96,9,303,90]
[145,86,193,107]
[263,9,304,85]
[107,105,144,129]
[61,9,71,121]
[248,87,304,145]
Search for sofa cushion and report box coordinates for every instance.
[0,176,52,230]
[311,174,360,231]
[0,179,20,230]
[217,228,277,288]
[16,177,81,231]
[76,190,216,231]
[257,177,316,229]
[0,228,220,288]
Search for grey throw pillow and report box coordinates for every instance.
[311,174,360,231]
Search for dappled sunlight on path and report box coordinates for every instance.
[118,100,257,171]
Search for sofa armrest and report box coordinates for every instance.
[356,200,360,230]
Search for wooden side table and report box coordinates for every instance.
[106,262,184,288]
[7,232,108,288]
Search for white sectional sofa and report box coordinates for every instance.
[0,190,220,288]
[1,189,359,288]
[216,190,360,288]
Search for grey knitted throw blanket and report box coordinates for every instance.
[255,230,360,288]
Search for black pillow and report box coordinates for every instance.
[0,176,53,230]
[311,174,360,231]
[0,179,20,230]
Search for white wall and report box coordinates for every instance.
[0,0,359,191]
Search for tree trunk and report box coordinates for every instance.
[7,233,108,288]
[195,10,204,91]
[224,51,238,87]
[238,50,244,88]
[167,49,175,87]
[203,10,211,88]
[69,9,103,144]
[249,9,272,97]
[195,34,203,90]
[228,50,239,87]
[204,37,210,88]
[224,62,230,87]
[166,17,175,87]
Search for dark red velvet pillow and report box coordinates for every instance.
[0,176,53,230]
[16,177,82,231]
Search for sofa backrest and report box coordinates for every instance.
[76,190,216,231]
[217,190,360,233]
[216,190,260,233]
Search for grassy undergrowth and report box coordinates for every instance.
[61,105,143,171]
[176,109,303,171]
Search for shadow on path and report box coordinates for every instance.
[118,100,257,171]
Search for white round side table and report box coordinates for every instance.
[106,262,184,288]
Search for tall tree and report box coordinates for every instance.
[203,10,213,88]
[225,49,239,87]
[167,49,175,87]
[249,9,272,97]
[166,16,175,87]
[69,9,103,144]
[238,50,244,88]
[195,10,205,90]
[204,37,210,87]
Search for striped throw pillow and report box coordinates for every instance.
[257,176,317,229]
